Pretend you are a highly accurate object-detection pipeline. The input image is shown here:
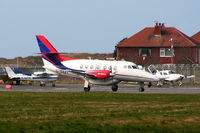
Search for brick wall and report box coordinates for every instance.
[116,47,198,65]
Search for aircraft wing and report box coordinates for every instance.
[185,75,195,79]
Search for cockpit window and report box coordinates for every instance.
[128,65,132,69]
[124,64,138,69]
[169,71,176,74]
[132,65,138,69]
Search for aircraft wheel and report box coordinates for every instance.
[52,84,55,87]
[16,81,20,85]
[148,82,152,88]
[40,83,46,87]
[84,86,90,92]
[111,85,118,92]
[139,87,144,92]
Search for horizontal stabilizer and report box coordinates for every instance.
[34,52,68,55]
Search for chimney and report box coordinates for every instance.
[154,22,164,36]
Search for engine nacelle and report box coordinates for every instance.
[86,70,110,79]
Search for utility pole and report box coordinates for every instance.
[169,38,175,64]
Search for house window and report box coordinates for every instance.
[160,48,173,57]
[139,48,151,56]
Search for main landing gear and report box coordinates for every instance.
[40,82,55,87]
[16,80,21,85]
[84,86,90,92]
[52,83,56,87]
[84,80,90,92]
[139,82,145,92]
[40,82,46,87]
[148,82,152,88]
[111,84,118,92]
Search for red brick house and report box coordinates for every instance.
[116,23,200,65]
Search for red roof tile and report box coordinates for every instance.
[191,31,200,45]
[116,24,197,48]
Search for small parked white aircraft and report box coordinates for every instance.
[148,65,195,86]
[5,66,58,86]
[35,35,159,92]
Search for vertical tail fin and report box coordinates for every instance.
[148,65,159,74]
[5,67,17,79]
[36,35,58,53]
[36,35,74,69]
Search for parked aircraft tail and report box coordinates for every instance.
[5,67,17,79]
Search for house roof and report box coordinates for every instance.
[116,23,198,48]
[191,31,200,45]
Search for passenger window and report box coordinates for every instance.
[124,65,127,69]
[96,65,100,70]
[164,73,167,75]
[80,64,83,69]
[103,65,107,70]
[85,65,88,69]
[128,65,132,69]
[90,65,93,69]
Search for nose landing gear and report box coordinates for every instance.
[139,82,145,92]
[111,84,118,92]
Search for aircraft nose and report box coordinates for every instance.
[152,76,159,82]
[140,70,159,82]
[147,72,159,82]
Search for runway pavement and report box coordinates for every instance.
[0,84,200,94]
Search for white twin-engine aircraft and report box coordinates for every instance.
[148,65,195,86]
[36,35,159,92]
[5,66,58,86]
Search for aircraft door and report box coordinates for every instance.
[112,66,118,74]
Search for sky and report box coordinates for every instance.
[0,0,200,58]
